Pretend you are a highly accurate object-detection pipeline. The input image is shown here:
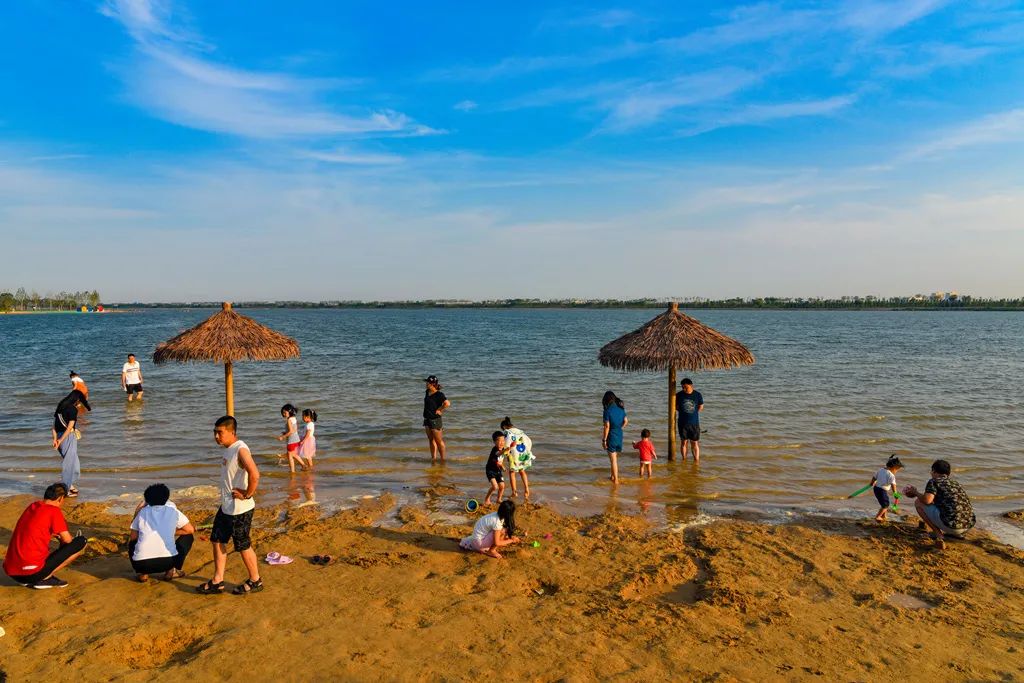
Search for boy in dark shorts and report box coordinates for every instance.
[197,415,263,595]
[483,431,506,506]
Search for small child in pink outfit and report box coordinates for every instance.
[632,429,657,479]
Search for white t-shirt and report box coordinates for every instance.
[131,502,190,561]
[304,422,315,437]
[287,416,300,444]
[221,440,256,515]
[875,468,897,490]
[469,512,504,545]
[122,361,142,385]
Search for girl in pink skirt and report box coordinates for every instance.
[298,409,317,469]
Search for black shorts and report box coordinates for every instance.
[486,468,503,483]
[678,423,701,441]
[125,383,143,395]
[423,417,443,430]
[210,509,254,552]
[7,536,87,585]
[873,486,891,508]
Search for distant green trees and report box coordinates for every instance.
[0,288,101,311]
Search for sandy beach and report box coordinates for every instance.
[1,488,1022,682]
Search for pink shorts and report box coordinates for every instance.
[459,532,495,552]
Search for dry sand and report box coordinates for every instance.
[1,490,1022,682]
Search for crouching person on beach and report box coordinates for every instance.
[3,483,87,589]
[459,500,521,559]
[904,459,976,550]
[196,416,263,595]
[129,484,195,582]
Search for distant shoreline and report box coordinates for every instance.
[103,302,1023,312]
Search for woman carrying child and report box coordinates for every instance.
[459,500,521,559]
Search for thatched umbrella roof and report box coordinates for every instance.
[153,302,299,415]
[153,302,300,364]
[598,302,754,372]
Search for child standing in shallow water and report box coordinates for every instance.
[277,404,301,473]
[869,455,904,522]
[298,409,317,470]
[632,429,657,479]
[500,417,535,499]
[483,431,506,506]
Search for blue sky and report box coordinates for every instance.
[1,0,1023,301]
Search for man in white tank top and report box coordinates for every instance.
[196,415,263,595]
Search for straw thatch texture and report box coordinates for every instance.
[153,304,300,364]
[598,305,754,372]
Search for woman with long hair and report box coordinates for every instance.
[602,391,628,485]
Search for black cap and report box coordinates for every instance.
[424,375,439,384]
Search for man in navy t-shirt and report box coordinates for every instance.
[675,378,704,462]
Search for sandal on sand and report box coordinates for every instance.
[233,578,264,595]
[265,552,293,565]
[196,580,225,595]
[311,554,332,565]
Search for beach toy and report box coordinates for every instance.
[847,484,872,499]
[544,533,552,540]
[465,499,479,513]
[891,492,902,513]
[532,541,541,548]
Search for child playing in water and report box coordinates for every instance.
[500,417,535,499]
[298,409,317,470]
[459,500,521,559]
[483,431,506,506]
[277,404,301,473]
[869,455,904,522]
[632,429,657,479]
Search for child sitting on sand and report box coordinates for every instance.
[298,409,317,470]
[500,417,534,499]
[459,500,521,559]
[869,455,903,522]
[483,431,506,506]
[632,429,657,479]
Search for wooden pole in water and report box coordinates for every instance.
[223,301,234,416]
[668,301,679,461]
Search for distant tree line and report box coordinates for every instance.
[111,295,1023,311]
[0,288,101,312]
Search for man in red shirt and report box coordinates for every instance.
[3,483,88,589]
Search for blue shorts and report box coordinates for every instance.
[606,441,623,454]
[873,486,891,508]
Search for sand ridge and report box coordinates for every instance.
[0,492,1022,681]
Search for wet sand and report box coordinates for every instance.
[1,490,1022,681]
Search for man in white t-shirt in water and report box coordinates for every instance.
[196,415,263,595]
[128,483,195,582]
[121,353,144,401]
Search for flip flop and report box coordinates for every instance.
[265,552,294,566]
[311,554,332,565]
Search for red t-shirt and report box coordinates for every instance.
[633,440,657,462]
[3,501,68,576]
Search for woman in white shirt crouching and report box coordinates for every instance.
[129,484,196,582]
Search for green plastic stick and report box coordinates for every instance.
[847,484,872,499]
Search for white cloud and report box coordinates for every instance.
[677,94,858,136]
[299,148,403,165]
[453,99,478,112]
[903,108,1024,160]
[101,0,431,139]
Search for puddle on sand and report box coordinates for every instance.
[887,593,933,610]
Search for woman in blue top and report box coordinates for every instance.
[602,391,628,484]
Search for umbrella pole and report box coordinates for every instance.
[225,361,234,416]
[668,366,677,461]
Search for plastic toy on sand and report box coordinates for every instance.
[465,499,479,513]
[532,541,541,548]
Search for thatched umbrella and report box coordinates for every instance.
[153,302,300,416]
[598,302,754,460]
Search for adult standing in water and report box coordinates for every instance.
[422,375,450,462]
[121,353,144,401]
[602,391,628,484]
[675,378,704,462]
[52,389,90,497]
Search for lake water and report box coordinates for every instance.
[1,308,1021,544]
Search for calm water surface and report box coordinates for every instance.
[1,309,1021,542]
